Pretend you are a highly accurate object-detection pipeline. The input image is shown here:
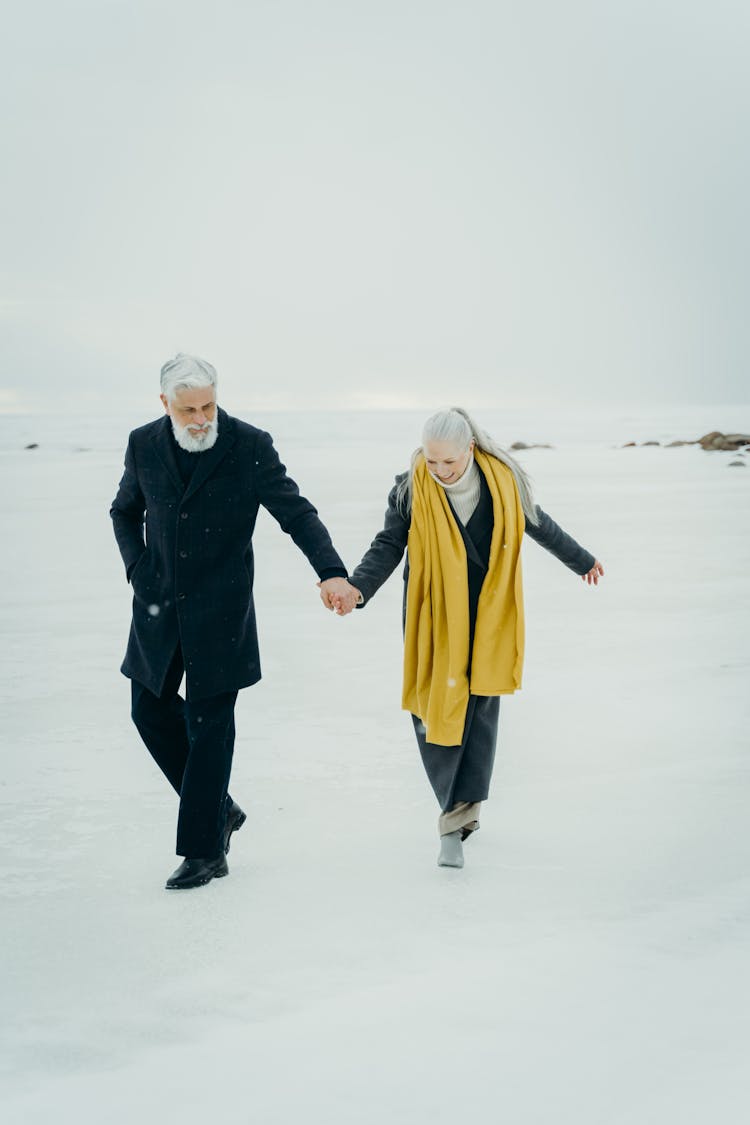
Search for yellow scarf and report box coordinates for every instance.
[402,449,525,747]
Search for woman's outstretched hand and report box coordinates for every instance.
[317,578,362,615]
[581,560,605,586]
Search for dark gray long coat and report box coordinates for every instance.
[110,408,346,700]
[351,468,597,809]
[350,470,596,641]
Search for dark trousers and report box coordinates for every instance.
[130,647,238,858]
[413,695,500,811]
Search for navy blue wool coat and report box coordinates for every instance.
[110,409,346,700]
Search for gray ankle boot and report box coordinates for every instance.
[438,830,464,868]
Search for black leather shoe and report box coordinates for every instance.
[165,854,228,890]
[223,801,247,854]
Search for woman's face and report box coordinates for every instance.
[423,438,475,484]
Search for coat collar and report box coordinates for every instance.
[454,510,486,571]
[182,408,236,502]
[153,416,183,494]
[153,408,236,499]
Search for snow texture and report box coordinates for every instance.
[1,407,749,1124]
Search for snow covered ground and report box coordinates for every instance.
[1,405,749,1124]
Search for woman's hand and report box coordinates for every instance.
[331,581,362,615]
[318,579,362,615]
[581,560,604,586]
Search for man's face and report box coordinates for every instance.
[161,386,217,437]
[161,385,219,452]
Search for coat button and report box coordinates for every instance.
[180,512,188,520]
[178,593,186,600]
[180,550,187,558]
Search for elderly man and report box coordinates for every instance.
[111,354,353,889]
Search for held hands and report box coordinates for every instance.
[317,577,362,615]
[322,562,603,609]
[581,559,605,586]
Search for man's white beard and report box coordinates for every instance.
[171,415,219,453]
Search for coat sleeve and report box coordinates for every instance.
[348,477,411,606]
[110,435,147,581]
[524,505,596,575]
[254,430,347,580]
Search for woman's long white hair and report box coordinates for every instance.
[395,406,539,525]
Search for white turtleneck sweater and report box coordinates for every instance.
[429,454,481,526]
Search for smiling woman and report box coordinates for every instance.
[423,437,474,484]
[328,406,604,870]
[395,407,540,521]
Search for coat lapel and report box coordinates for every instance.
[181,408,237,503]
[464,474,494,563]
[456,514,486,571]
[448,474,493,572]
[153,417,184,495]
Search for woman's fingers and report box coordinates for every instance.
[318,580,360,615]
[582,560,604,585]
[331,592,356,615]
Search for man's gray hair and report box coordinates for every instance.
[160,353,218,400]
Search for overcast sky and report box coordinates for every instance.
[2,0,748,415]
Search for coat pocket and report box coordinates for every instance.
[129,551,151,596]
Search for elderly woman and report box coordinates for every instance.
[331,407,603,869]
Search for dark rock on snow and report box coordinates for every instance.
[510,441,554,450]
[621,431,749,451]
[698,432,750,451]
